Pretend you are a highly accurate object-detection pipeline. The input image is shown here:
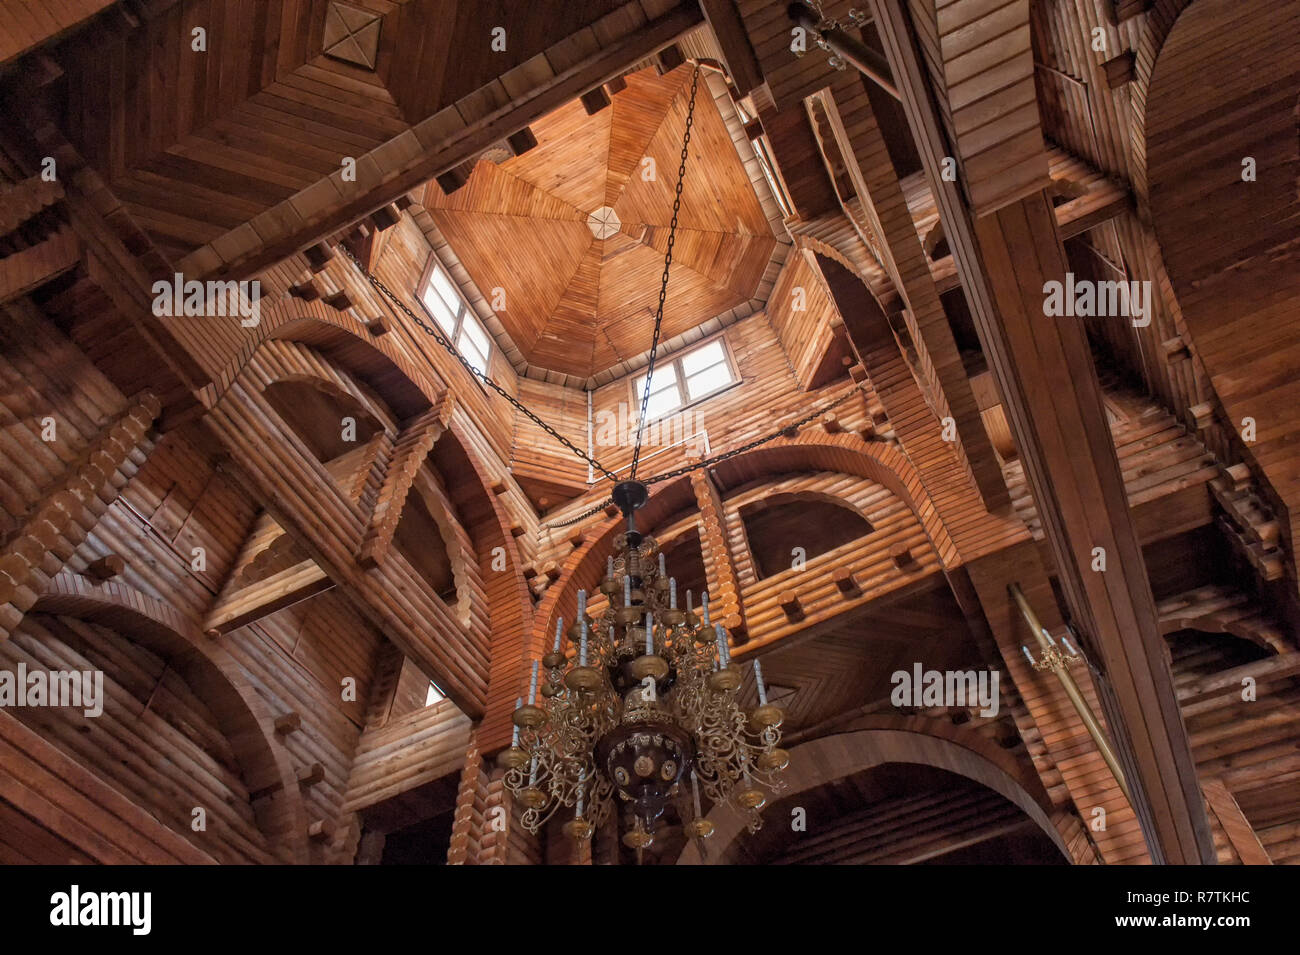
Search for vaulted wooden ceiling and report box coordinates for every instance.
[424,65,776,377]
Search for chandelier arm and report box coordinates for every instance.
[629,64,702,482]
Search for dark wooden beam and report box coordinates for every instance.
[870,0,1214,864]
[698,0,764,96]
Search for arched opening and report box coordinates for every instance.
[263,379,385,464]
[0,612,275,864]
[656,530,709,603]
[720,763,1067,865]
[678,725,1075,864]
[393,487,457,603]
[736,494,874,579]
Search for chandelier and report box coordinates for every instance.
[499,479,788,853]
[494,64,786,856]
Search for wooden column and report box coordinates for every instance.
[871,0,1213,863]
[690,471,745,638]
[446,737,487,865]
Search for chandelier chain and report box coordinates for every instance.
[630,64,701,482]
[542,385,864,529]
[340,243,619,481]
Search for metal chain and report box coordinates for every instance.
[643,387,861,485]
[629,65,702,482]
[542,386,865,529]
[340,244,619,482]
[542,497,614,529]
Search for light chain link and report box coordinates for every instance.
[630,64,701,482]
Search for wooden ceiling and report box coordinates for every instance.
[47,0,635,261]
[424,65,776,377]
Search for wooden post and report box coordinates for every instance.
[871,0,1214,864]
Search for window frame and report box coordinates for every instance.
[417,253,492,376]
[629,333,740,424]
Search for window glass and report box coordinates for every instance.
[425,681,445,706]
[681,340,726,376]
[686,363,732,401]
[461,313,491,355]
[421,282,457,335]
[430,266,460,314]
[644,386,682,420]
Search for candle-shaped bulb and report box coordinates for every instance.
[645,613,654,655]
[702,590,710,626]
[714,623,727,669]
[1021,645,1035,665]
[553,616,564,653]
[624,574,632,606]
[528,660,540,704]
[578,589,587,617]
[580,618,589,667]
[576,769,586,818]
[691,770,702,817]
[1062,635,1078,656]
[512,697,522,746]
[753,659,767,705]
[528,755,538,786]
[658,552,666,576]
[686,590,693,612]
[1042,626,1056,647]
[670,578,677,609]
[607,555,614,577]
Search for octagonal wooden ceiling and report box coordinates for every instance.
[425,65,777,379]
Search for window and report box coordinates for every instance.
[419,256,492,375]
[425,681,446,707]
[632,337,736,419]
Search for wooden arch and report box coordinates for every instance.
[34,572,311,862]
[676,718,1083,865]
[505,432,956,749]
[210,299,533,729]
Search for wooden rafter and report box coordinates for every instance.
[202,559,333,638]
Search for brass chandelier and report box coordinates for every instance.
[498,65,786,853]
[499,479,789,852]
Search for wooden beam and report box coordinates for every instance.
[357,400,453,568]
[202,559,333,636]
[699,0,764,96]
[821,77,1009,511]
[196,2,705,282]
[1202,778,1272,864]
[0,225,80,305]
[691,471,746,636]
[871,0,1214,863]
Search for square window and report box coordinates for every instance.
[681,340,725,376]
[686,363,732,401]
